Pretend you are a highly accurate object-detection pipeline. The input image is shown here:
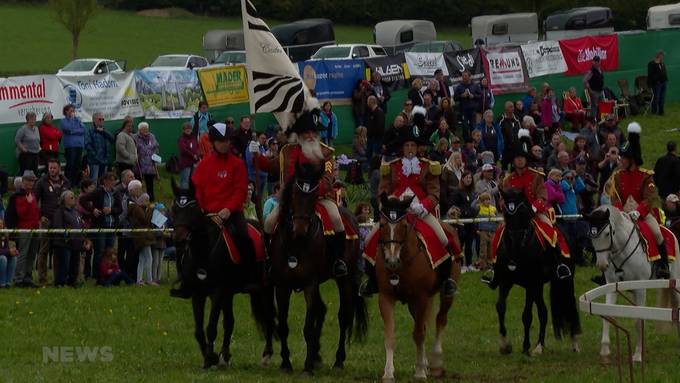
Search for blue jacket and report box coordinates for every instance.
[474,122,504,161]
[320,111,338,140]
[559,177,585,215]
[244,144,267,182]
[60,116,85,148]
[85,128,114,166]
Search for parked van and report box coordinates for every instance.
[310,44,387,60]
[647,3,680,30]
[373,20,436,55]
[202,29,245,62]
[271,19,336,62]
[471,13,538,47]
[544,7,614,40]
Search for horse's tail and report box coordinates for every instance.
[249,286,279,341]
[549,266,582,340]
[351,286,369,343]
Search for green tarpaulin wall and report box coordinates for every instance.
[1,30,678,174]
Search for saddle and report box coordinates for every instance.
[490,218,570,262]
[630,217,678,262]
[221,223,266,265]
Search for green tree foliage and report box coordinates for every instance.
[49,0,98,60]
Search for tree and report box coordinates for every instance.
[50,0,98,60]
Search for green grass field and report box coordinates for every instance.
[0,4,469,76]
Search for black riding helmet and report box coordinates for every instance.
[511,128,533,162]
[619,122,643,166]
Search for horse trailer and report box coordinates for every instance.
[270,19,336,62]
[373,20,437,55]
[544,7,614,40]
[648,3,680,30]
[202,29,245,62]
[471,13,538,47]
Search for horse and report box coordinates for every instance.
[375,194,461,382]
[171,179,276,369]
[584,205,680,364]
[269,162,368,376]
[494,188,581,357]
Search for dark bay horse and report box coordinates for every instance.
[494,188,581,356]
[376,195,461,382]
[270,163,368,376]
[171,180,276,369]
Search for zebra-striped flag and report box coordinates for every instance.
[241,0,313,131]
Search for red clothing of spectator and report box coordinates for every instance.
[191,151,248,213]
[99,258,120,280]
[39,122,63,153]
[14,192,40,229]
[198,132,213,158]
[178,133,199,169]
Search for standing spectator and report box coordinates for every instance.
[352,126,368,169]
[38,112,62,165]
[543,132,563,164]
[563,87,587,131]
[475,163,500,207]
[134,122,159,201]
[530,145,546,170]
[429,138,450,164]
[98,248,133,286]
[189,101,213,138]
[128,184,156,286]
[478,77,494,119]
[498,101,521,170]
[151,203,168,284]
[422,93,438,134]
[85,112,115,183]
[522,87,537,114]
[51,190,88,286]
[429,119,454,149]
[265,138,279,194]
[570,135,591,162]
[80,172,121,280]
[352,79,371,126]
[369,71,391,113]
[580,120,602,164]
[401,101,414,124]
[597,146,620,195]
[522,115,545,149]
[320,101,338,146]
[462,137,479,172]
[425,79,440,105]
[574,156,598,213]
[115,119,138,176]
[245,131,268,197]
[115,170,137,278]
[549,146,570,171]
[440,151,464,214]
[407,78,424,106]
[454,70,481,138]
[528,102,542,127]
[365,95,385,161]
[15,112,41,175]
[61,105,85,185]
[598,114,626,146]
[475,110,504,163]
[434,69,452,100]
[177,122,200,189]
[514,100,525,120]
[648,50,668,116]
[545,169,565,213]
[558,170,587,265]
[583,56,605,119]
[382,114,406,158]
[35,159,70,285]
[476,191,498,271]
[233,116,253,157]
[263,183,280,221]
[0,219,18,288]
[368,156,381,222]
[450,171,478,272]
[436,97,458,136]
[6,171,40,287]
[654,141,680,199]
[540,87,561,136]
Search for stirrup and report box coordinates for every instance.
[481,269,494,285]
[652,261,670,279]
[441,278,457,297]
[359,279,377,297]
[556,263,572,280]
[333,259,348,278]
[507,260,517,272]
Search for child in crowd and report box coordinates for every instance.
[263,183,280,221]
[127,183,156,286]
[476,192,497,271]
[151,203,168,284]
[0,219,18,287]
[98,248,133,286]
[77,178,97,283]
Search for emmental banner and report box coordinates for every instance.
[198,66,249,107]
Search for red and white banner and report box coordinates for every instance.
[0,75,66,124]
[558,34,619,75]
[483,47,530,95]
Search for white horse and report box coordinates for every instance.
[584,205,680,364]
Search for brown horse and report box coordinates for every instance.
[375,195,461,382]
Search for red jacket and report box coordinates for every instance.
[192,152,248,213]
[177,133,199,169]
[502,168,548,213]
[14,192,40,229]
[99,258,120,280]
[39,123,63,153]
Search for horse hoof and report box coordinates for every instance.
[280,362,293,374]
[600,355,611,365]
[531,344,544,356]
[382,378,395,383]
[572,344,581,353]
[632,353,642,363]
[413,372,428,380]
[522,349,531,357]
[260,353,272,367]
[218,352,230,367]
[300,370,314,378]
[333,361,344,370]
[430,367,445,378]
[499,344,513,355]
[203,352,219,369]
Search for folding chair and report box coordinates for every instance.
[615,79,631,118]
[583,89,594,121]
[635,75,654,115]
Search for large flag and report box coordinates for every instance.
[241,0,313,131]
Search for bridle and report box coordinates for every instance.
[288,177,321,232]
[590,214,641,273]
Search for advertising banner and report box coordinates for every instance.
[364,53,409,83]
[559,34,619,75]
[134,69,203,119]
[520,40,568,78]
[57,72,143,122]
[444,48,485,84]
[298,59,365,102]
[0,75,66,124]
[197,66,249,107]
[483,47,530,95]
[404,52,448,78]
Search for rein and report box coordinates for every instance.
[591,215,642,273]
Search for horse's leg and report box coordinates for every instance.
[203,291,222,369]
[632,289,647,363]
[192,295,207,359]
[302,284,320,376]
[313,286,327,367]
[522,287,535,356]
[533,284,548,356]
[276,286,293,373]
[430,292,454,378]
[497,283,513,354]
[219,292,235,366]
[260,287,276,367]
[409,295,431,380]
[379,292,397,383]
[333,278,353,369]
[600,291,616,364]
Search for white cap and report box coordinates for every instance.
[482,163,494,172]
[667,194,679,203]
[212,122,227,137]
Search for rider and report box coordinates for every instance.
[253,108,348,278]
[610,122,670,279]
[361,125,458,297]
[170,122,257,298]
[482,129,572,287]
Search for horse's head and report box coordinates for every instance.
[500,188,533,230]
[583,206,615,272]
[171,178,202,243]
[287,162,324,237]
[378,193,413,272]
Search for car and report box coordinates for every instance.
[409,40,464,53]
[57,58,125,75]
[310,44,387,60]
[210,50,246,66]
[149,54,209,69]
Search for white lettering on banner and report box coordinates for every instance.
[520,41,568,78]
[456,52,475,69]
[376,64,403,77]
[577,47,608,63]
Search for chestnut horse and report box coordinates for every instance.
[375,195,461,382]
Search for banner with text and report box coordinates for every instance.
[364,53,409,83]
[134,69,203,119]
[298,59,365,102]
[57,72,143,122]
[559,34,619,75]
[198,66,249,107]
[0,75,66,124]
[444,48,485,84]
[520,40,568,78]
[483,47,530,95]
[404,52,448,78]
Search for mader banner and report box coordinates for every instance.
[483,47,530,95]
[444,48,485,84]
[364,53,409,83]
[0,75,66,124]
[558,34,619,75]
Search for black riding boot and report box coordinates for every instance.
[652,242,671,279]
[170,251,192,299]
[331,232,348,278]
[359,262,378,297]
[438,258,457,297]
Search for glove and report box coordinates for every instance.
[409,202,428,218]
[248,141,260,154]
[629,210,641,221]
